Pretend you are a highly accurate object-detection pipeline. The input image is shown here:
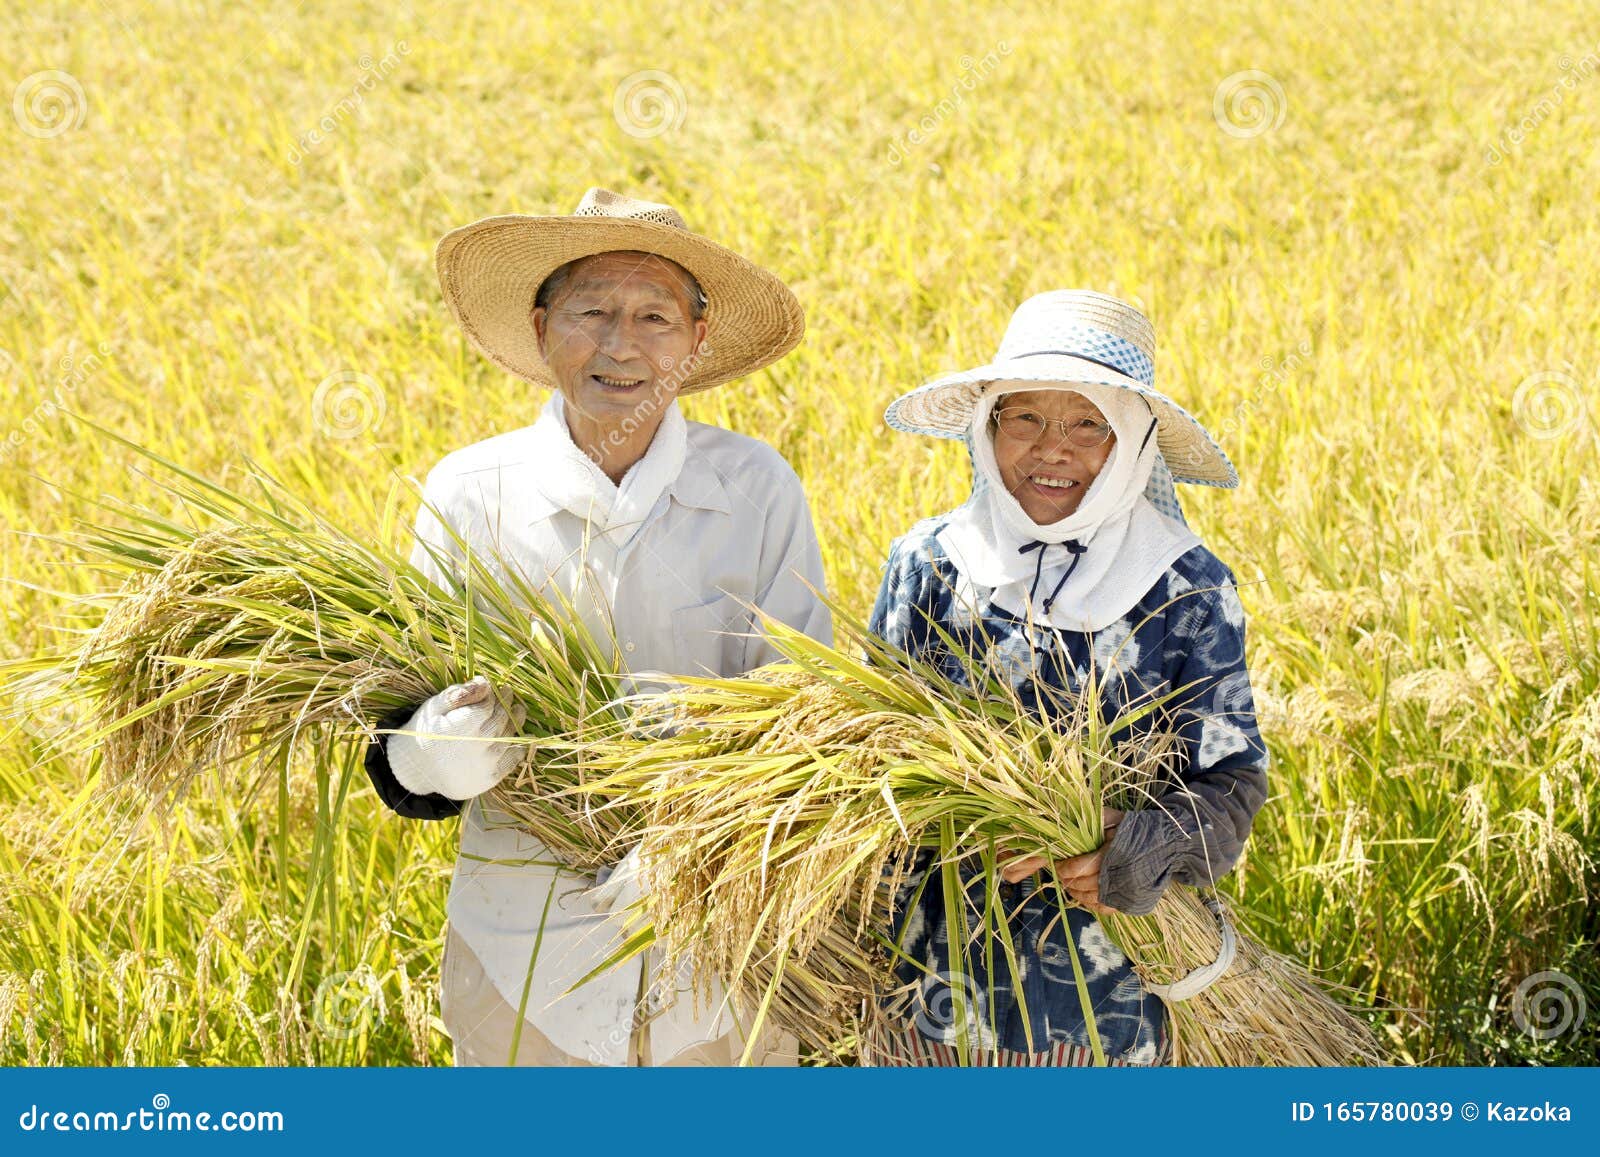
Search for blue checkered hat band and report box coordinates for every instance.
[882,290,1240,490]
[1001,325,1154,385]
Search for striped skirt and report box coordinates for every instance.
[860,1015,1172,1067]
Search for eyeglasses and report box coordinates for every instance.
[991,406,1115,449]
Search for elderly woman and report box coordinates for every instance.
[361,188,831,1067]
[864,290,1270,1066]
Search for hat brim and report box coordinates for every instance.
[435,215,805,394]
[884,354,1240,488]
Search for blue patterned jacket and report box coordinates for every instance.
[866,513,1270,1061]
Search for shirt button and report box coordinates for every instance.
[625,641,636,653]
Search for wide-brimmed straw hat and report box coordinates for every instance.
[434,187,805,394]
[884,290,1238,487]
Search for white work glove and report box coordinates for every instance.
[386,675,529,800]
[587,843,648,914]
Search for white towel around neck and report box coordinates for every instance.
[534,390,688,549]
[936,380,1201,631]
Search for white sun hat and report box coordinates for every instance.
[884,289,1238,488]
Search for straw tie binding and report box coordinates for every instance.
[1142,895,1238,1002]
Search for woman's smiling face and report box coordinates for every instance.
[990,388,1116,523]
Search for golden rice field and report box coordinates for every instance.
[2,0,1596,1065]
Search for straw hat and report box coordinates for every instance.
[884,290,1239,487]
[434,187,805,394]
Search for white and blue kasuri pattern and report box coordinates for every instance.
[865,442,1270,1062]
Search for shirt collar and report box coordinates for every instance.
[519,393,731,524]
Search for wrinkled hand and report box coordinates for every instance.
[997,807,1126,915]
[385,675,529,801]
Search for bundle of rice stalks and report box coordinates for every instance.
[7,422,1385,1066]
[7,426,638,867]
[575,633,1387,1067]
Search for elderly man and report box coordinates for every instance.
[362,188,831,1066]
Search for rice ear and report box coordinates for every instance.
[20,429,1385,1067]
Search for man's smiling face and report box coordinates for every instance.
[990,388,1117,523]
[531,250,708,436]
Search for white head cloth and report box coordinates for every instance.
[936,381,1201,631]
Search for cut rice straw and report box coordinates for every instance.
[4,418,1386,1066]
